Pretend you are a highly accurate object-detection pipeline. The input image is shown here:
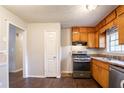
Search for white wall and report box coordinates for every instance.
[27,23,61,77]
[0,6,27,29]
[0,65,8,88]
[61,28,72,73]
[0,6,27,88]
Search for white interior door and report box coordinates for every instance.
[44,31,58,77]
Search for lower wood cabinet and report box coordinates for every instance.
[92,64,99,82]
[99,67,109,88]
[92,59,109,88]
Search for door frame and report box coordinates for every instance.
[44,30,60,78]
[7,21,28,80]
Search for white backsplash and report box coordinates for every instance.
[71,46,105,54]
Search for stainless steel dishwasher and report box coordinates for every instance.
[109,65,124,88]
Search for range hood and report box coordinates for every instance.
[72,41,87,46]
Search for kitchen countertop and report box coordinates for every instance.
[92,57,124,68]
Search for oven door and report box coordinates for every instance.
[73,62,90,71]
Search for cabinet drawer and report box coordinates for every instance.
[98,61,109,70]
[92,59,109,70]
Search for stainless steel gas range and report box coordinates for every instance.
[72,51,91,78]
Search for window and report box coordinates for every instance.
[107,27,124,52]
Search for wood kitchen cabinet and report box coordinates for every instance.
[92,63,99,81]
[80,28,88,42]
[72,27,96,48]
[80,32,87,42]
[99,67,109,88]
[99,32,106,48]
[95,31,99,48]
[91,59,109,88]
[118,14,124,44]
[105,11,116,24]
[117,6,124,45]
[116,6,124,16]
[98,19,106,29]
[87,32,96,48]
[72,27,80,42]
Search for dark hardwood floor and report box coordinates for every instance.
[9,71,101,88]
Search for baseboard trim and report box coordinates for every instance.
[56,76,61,78]
[9,68,23,73]
[61,71,73,78]
[61,71,73,74]
[28,75,45,78]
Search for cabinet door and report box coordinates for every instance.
[92,64,99,81]
[95,31,99,48]
[99,68,109,88]
[88,32,96,48]
[80,32,87,42]
[72,27,80,42]
[79,28,88,42]
[118,13,124,44]
[99,32,106,48]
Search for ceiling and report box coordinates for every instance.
[4,5,117,28]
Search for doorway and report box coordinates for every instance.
[8,24,25,85]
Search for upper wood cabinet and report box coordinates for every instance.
[72,27,96,48]
[116,6,124,44]
[80,32,87,42]
[99,26,106,48]
[99,32,106,48]
[113,18,118,27]
[116,6,124,16]
[79,28,88,42]
[79,27,87,33]
[98,19,106,29]
[104,20,114,30]
[95,31,99,48]
[72,27,80,42]
[118,13,124,44]
[87,32,96,48]
[105,11,116,24]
